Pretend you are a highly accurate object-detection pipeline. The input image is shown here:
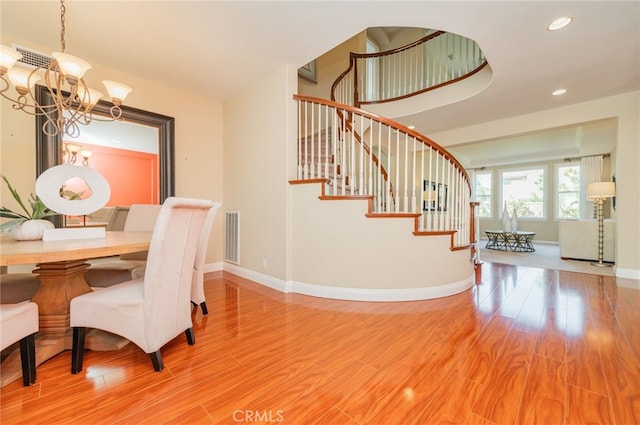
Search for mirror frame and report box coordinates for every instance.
[35,85,175,227]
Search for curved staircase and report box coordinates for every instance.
[290,30,487,301]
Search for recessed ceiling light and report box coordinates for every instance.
[552,89,567,96]
[548,17,573,31]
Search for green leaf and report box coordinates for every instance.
[0,207,28,220]
[1,175,32,218]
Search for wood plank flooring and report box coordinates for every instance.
[1,265,639,424]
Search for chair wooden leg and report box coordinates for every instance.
[71,327,86,374]
[19,333,36,386]
[185,327,195,345]
[150,351,163,371]
[200,301,208,315]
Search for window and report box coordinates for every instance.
[474,171,492,218]
[501,167,545,219]
[556,163,581,219]
[365,39,379,102]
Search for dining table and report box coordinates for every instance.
[0,230,152,387]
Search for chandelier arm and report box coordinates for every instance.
[42,117,63,137]
[0,76,9,94]
[110,105,123,120]
[0,71,55,116]
[83,105,124,123]
[11,98,40,115]
[63,120,81,139]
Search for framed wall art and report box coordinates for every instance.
[423,180,448,212]
[298,60,317,83]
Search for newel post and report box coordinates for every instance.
[351,52,360,107]
[470,201,481,265]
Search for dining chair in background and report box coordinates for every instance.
[0,273,40,304]
[189,202,221,315]
[70,197,216,373]
[84,204,161,288]
[105,206,130,231]
[0,302,39,386]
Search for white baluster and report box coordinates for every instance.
[411,136,417,213]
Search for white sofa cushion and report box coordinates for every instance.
[558,219,615,262]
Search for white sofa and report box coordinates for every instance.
[558,219,615,262]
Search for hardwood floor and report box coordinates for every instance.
[1,265,639,424]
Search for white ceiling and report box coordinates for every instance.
[2,1,639,163]
[448,118,618,168]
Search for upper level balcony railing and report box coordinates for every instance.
[332,30,487,107]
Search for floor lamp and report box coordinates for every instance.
[587,181,615,267]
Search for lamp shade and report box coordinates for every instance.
[587,182,615,199]
[76,85,103,107]
[52,52,92,82]
[103,80,132,104]
[7,68,40,92]
[0,44,22,74]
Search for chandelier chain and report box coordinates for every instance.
[60,0,66,52]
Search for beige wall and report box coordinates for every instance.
[223,65,297,280]
[290,182,474,293]
[0,34,224,264]
[298,31,366,100]
[430,91,640,279]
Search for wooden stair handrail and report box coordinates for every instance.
[294,94,471,192]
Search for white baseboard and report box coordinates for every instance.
[221,263,288,293]
[287,276,475,301]
[614,267,640,287]
[203,262,224,274]
[220,262,474,302]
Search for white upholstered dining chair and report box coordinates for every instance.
[131,202,221,314]
[87,202,221,316]
[70,197,215,373]
[84,204,162,288]
[188,202,221,315]
[0,302,38,386]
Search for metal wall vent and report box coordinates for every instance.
[224,211,240,264]
[13,45,53,69]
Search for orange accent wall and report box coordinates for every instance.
[78,143,159,206]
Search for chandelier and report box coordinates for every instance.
[63,142,91,166]
[0,0,132,138]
